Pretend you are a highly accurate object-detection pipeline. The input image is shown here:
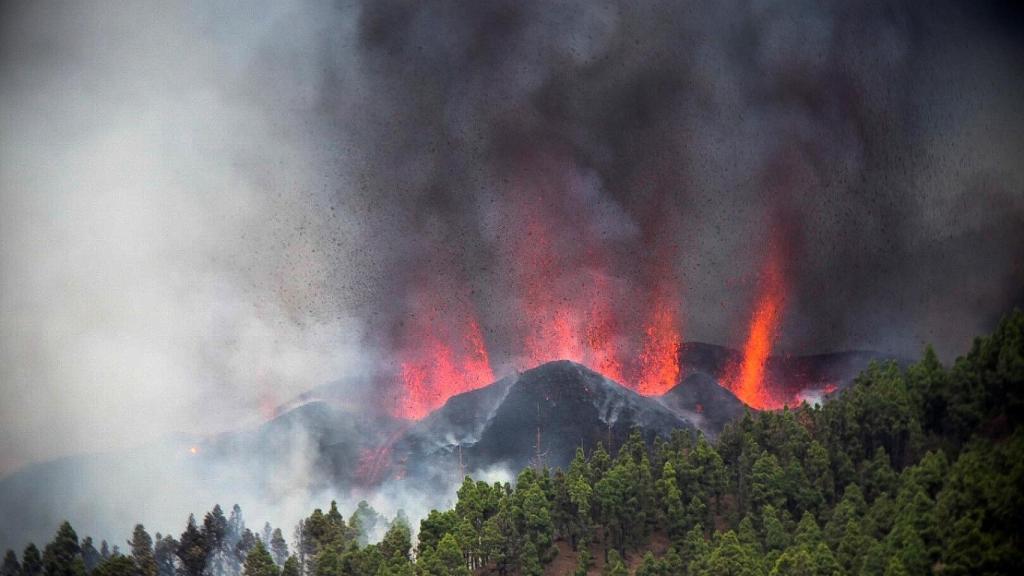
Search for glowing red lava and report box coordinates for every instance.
[394,283,495,419]
[725,237,787,409]
[635,294,682,395]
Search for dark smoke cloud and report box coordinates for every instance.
[318,0,1024,368]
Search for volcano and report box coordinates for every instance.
[370,344,894,482]
[386,360,697,481]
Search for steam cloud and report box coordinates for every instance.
[1,0,1023,553]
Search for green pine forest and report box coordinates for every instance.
[4,311,1023,576]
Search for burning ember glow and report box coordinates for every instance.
[724,235,787,409]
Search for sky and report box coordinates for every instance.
[1,0,1023,479]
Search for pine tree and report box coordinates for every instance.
[521,482,554,564]
[565,452,594,550]
[769,547,812,576]
[750,451,785,513]
[684,495,707,536]
[572,542,591,576]
[658,460,686,541]
[279,558,298,576]
[378,520,411,566]
[227,507,244,549]
[204,506,228,552]
[291,520,313,576]
[242,542,278,576]
[793,512,821,548]
[311,546,336,576]
[153,536,177,576]
[595,462,629,557]
[804,440,835,504]
[682,523,710,574]
[480,515,508,575]
[129,525,157,576]
[43,522,84,576]
[324,502,348,545]
[859,540,887,576]
[636,552,660,576]
[2,550,21,576]
[268,531,287,567]
[907,345,949,434]
[416,510,457,558]
[761,505,789,552]
[835,519,870,575]
[737,516,761,553]
[203,506,229,576]
[348,501,381,548]
[603,550,627,576]
[861,448,897,501]
[176,515,207,576]
[706,531,762,576]
[590,443,611,485]
[663,547,684,575]
[811,542,841,576]
[22,545,42,576]
[453,518,476,571]
[424,534,468,576]
[79,539,99,575]
[518,541,542,576]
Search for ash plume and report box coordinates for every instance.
[326,0,1024,378]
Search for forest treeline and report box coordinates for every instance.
[3,311,1022,575]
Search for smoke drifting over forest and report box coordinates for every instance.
[1,0,1023,553]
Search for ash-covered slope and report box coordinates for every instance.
[391,361,696,479]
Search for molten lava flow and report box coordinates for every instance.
[726,242,787,409]
[635,294,682,395]
[355,423,412,485]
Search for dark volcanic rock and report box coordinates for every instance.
[659,373,748,436]
[678,342,896,405]
[392,361,696,479]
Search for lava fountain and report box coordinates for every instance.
[724,234,787,409]
[394,277,495,420]
[387,156,687,419]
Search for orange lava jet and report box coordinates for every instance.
[394,285,495,420]
[726,238,787,409]
[635,293,682,395]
